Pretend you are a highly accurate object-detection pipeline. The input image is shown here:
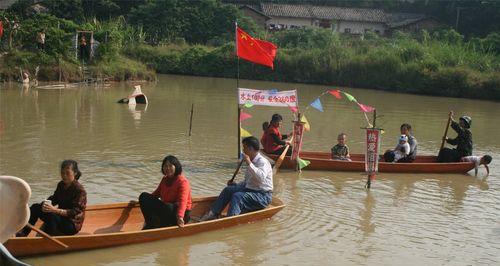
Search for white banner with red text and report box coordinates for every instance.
[238,88,298,107]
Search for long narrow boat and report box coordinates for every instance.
[5,196,285,257]
[265,151,475,173]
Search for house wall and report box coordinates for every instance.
[394,19,442,33]
[0,0,17,10]
[336,21,387,35]
[267,17,313,29]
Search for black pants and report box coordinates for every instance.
[80,45,88,60]
[139,192,190,229]
[19,203,76,236]
[437,148,461,162]
[271,145,293,156]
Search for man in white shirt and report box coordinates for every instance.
[201,136,273,220]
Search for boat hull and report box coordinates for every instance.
[5,196,284,257]
[266,151,475,173]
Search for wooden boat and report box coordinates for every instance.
[4,196,285,257]
[265,151,475,173]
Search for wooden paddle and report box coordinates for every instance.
[27,223,69,249]
[440,111,453,151]
[227,159,244,185]
[273,136,294,175]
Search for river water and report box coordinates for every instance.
[1,74,499,265]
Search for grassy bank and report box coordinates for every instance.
[125,29,500,101]
[0,50,155,82]
[0,13,155,83]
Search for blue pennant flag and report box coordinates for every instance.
[310,98,324,112]
[269,89,278,94]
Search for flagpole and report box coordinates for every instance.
[235,21,241,159]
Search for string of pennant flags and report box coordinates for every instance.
[239,88,376,169]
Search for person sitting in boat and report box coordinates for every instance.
[383,123,418,162]
[461,155,492,177]
[331,132,351,161]
[393,135,410,162]
[200,136,273,221]
[261,114,292,155]
[137,155,192,229]
[17,160,87,237]
[438,112,473,162]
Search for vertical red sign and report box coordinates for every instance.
[291,121,305,161]
[365,128,381,173]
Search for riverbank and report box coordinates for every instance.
[124,32,500,101]
[0,49,155,83]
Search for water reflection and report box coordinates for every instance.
[359,192,375,238]
[1,74,499,266]
[128,103,148,125]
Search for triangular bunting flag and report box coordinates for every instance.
[328,89,342,99]
[289,106,298,113]
[297,157,311,170]
[244,102,254,108]
[239,112,252,122]
[300,115,311,131]
[343,92,357,102]
[357,103,375,113]
[240,127,252,137]
[310,98,324,112]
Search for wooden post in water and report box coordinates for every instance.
[188,103,194,136]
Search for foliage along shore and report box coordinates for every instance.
[0,1,499,101]
[124,28,500,101]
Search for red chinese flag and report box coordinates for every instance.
[0,21,3,39]
[236,26,277,69]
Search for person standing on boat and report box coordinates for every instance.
[261,114,292,155]
[138,155,192,229]
[201,136,273,221]
[384,123,418,162]
[438,113,473,162]
[17,160,87,237]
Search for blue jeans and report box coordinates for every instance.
[210,183,272,217]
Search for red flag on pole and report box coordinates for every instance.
[236,26,277,69]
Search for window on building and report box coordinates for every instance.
[344,28,351,33]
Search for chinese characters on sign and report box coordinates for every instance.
[365,128,381,173]
[238,88,298,107]
[291,121,305,161]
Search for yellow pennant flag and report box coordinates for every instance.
[300,115,311,131]
[240,127,253,138]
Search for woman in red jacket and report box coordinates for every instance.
[138,155,192,229]
[261,114,292,155]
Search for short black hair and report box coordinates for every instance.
[61,160,82,180]
[483,155,492,164]
[271,114,283,123]
[401,123,412,131]
[262,121,270,131]
[242,136,260,151]
[161,155,182,176]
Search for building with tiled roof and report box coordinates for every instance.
[238,3,441,36]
